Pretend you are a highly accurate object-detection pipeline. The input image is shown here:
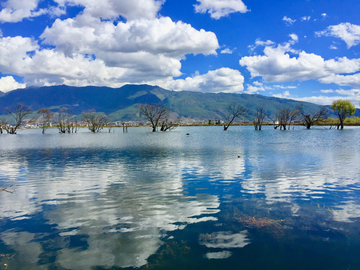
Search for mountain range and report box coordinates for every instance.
[0,85,358,121]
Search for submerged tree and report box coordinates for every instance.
[223,103,248,131]
[299,105,329,129]
[275,107,300,130]
[37,108,54,134]
[5,103,33,134]
[331,99,356,129]
[57,107,77,133]
[253,105,268,130]
[82,110,108,133]
[139,103,176,132]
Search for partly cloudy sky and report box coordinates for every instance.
[0,0,359,106]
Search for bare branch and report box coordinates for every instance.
[37,108,54,134]
[82,110,108,133]
[224,103,248,131]
[300,105,329,129]
[4,103,33,134]
[253,105,268,130]
[139,103,171,132]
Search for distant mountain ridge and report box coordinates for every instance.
[0,84,358,121]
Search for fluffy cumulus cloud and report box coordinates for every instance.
[0,76,26,92]
[0,0,65,23]
[0,0,163,22]
[194,0,248,19]
[161,68,244,93]
[319,73,360,88]
[316,23,360,48]
[240,40,360,83]
[53,0,164,21]
[0,0,223,90]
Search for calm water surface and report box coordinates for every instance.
[0,126,360,269]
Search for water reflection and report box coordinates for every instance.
[0,127,360,269]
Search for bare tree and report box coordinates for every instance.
[253,105,268,130]
[160,117,178,131]
[5,103,33,134]
[37,108,54,134]
[299,105,329,129]
[275,107,300,130]
[82,110,108,133]
[223,103,248,131]
[57,107,77,133]
[139,103,173,132]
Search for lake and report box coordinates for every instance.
[0,126,360,270]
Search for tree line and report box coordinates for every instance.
[0,99,356,135]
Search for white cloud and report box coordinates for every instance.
[294,94,360,107]
[245,81,296,94]
[162,68,244,93]
[0,0,65,23]
[320,73,360,88]
[273,85,296,89]
[41,16,218,59]
[316,23,360,48]
[0,0,164,23]
[321,13,327,18]
[240,40,360,83]
[301,16,311,21]
[283,16,295,25]
[330,45,338,50]
[194,0,249,19]
[0,11,220,89]
[320,89,334,93]
[273,90,290,98]
[54,0,164,21]
[0,76,26,92]
[248,39,275,52]
[220,47,235,54]
[245,81,267,94]
[289,33,298,43]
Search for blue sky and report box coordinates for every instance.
[0,0,359,107]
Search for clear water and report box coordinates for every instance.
[0,126,360,270]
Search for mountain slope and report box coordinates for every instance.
[0,84,353,121]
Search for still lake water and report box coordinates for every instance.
[0,126,360,269]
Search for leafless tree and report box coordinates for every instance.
[5,103,33,134]
[275,107,300,130]
[82,110,108,133]
[37,108,54,134]
[253,105,268,130]
[139,103,174,132]
[299,105,329,129]
[223,103,248,131]
[57,107,77,133]
[160,116,178,131]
